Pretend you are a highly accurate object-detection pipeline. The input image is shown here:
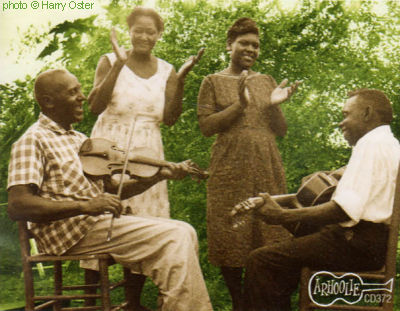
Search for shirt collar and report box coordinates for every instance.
[356,125,391,146]
[38,113,77,135]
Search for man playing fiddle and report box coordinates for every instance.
[7,69,213,311]
[240,89,400,311]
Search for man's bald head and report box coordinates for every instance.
[34,69,73,108]
[33,69,85,129]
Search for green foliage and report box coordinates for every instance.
[0,79,38,278]
[1,0,400,309]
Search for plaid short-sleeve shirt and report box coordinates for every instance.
[8,113,103,255]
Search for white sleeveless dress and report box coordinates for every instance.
[91,53,173,218]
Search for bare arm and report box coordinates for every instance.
[198,72,248,137]
[163,48,205,126]
[198,104,244,137]
[7,185,122,223]
[88,28,128,115]
[105,173,165,200]
[88,56,124,115]
[278,201,350,226]
[163,69,183,126]
[105,162,189,200]
[267,79,301,137]
[268,105,288,137]
[257,193,350,227]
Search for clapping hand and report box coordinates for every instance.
[110,27,129,63]
[270,79,301,106]
[177,48,205,80]
[238,70,251,108]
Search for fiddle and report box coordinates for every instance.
[79,138,209,181]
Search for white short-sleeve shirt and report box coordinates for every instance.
[332,125,400,227]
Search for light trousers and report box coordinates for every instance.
[67,214,213,311]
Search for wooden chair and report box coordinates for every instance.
[299,163,400,311]
[18,221,135,311]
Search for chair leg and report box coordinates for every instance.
[123,268,138,310]
[85,269,100,307]
[99,259,112,311]
[299,267,312,311]
[54,261,63,311]
[23,261,35,311]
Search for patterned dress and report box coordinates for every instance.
[91,53,172,217]
[198,72,290,267]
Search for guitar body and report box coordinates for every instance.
[281,171,341,236]
[296,172,339,206]
[231,170,343,236]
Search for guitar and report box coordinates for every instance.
[230,169,344,234]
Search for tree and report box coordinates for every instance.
[1,0,399,308]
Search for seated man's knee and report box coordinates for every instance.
[172,220,198,242]
[168,222,195,241]
[246,246,276,272]
[181,221,198,241]
[247,248,263,267]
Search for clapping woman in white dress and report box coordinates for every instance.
[87,7,203,310]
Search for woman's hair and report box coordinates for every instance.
[126,7,164,32]
[227,17,259,43]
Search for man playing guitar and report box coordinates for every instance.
[236,89,400,311]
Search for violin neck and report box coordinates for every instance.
[128,154,209,180]
[129,155,170,167]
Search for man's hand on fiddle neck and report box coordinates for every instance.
[159,161,192,180]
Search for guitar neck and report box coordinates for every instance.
[272,193,297,207]
[129,155,208,180]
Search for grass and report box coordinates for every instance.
[1,256,400,310]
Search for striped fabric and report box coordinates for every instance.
[8,113,103,255]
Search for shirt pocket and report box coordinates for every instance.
[60,159,91,195]
[43,152,65,194]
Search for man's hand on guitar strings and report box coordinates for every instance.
[230,196,262,228]
[230,192,286,228]
[230,196,263,216]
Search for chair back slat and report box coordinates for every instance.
[384,162,400,280]
[18,221,32,260]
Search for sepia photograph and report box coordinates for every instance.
[0,0,399,310]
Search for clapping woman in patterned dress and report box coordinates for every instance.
[197,17,300,311]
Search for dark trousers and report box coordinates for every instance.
[243,221,388,311]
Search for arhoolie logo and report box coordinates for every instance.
[309,271,393,307]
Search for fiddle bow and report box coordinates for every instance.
[107,117,137,241]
